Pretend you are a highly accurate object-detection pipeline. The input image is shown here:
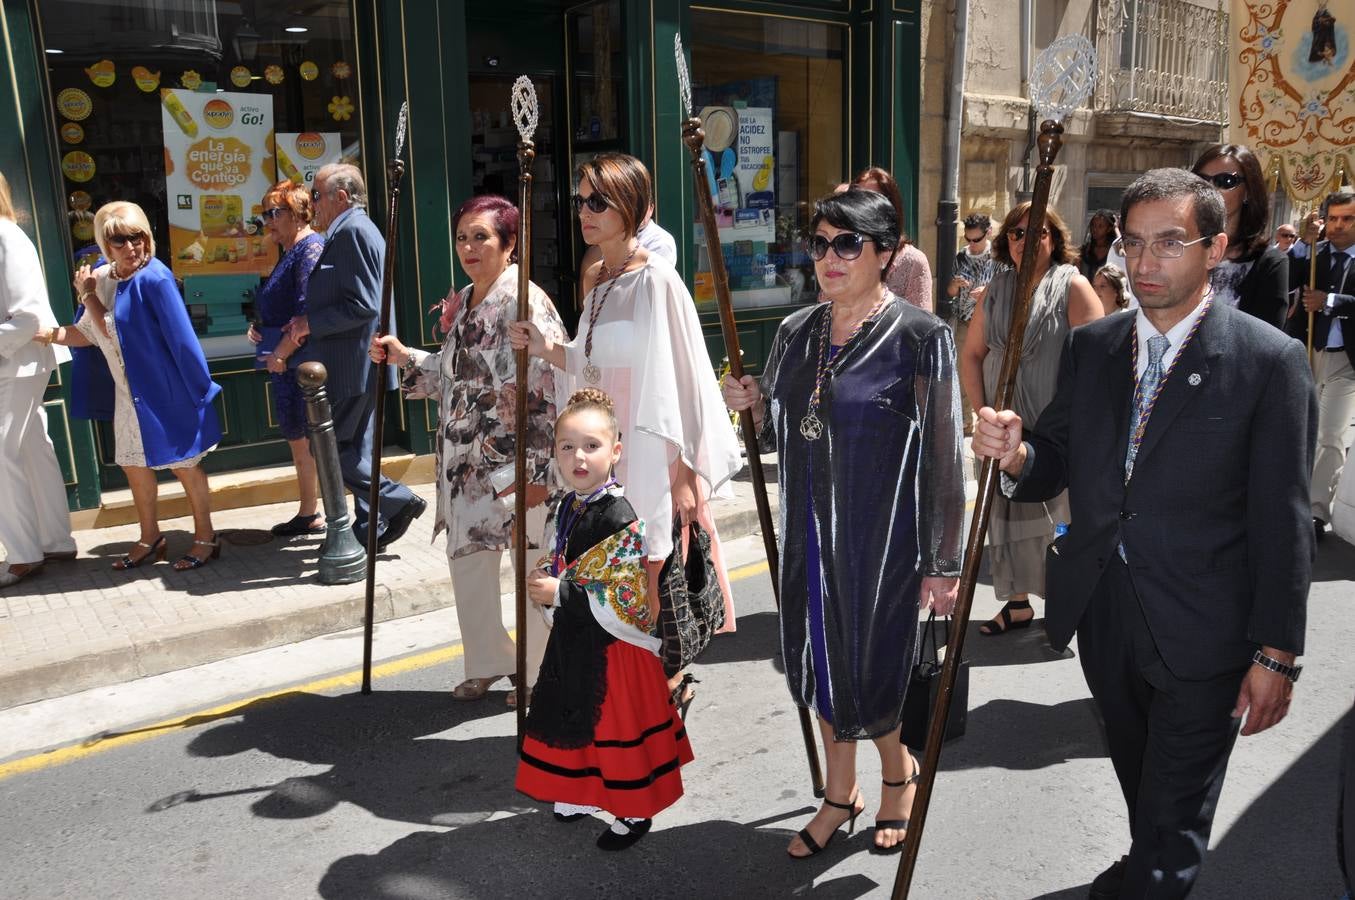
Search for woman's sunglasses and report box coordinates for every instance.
[807,232,868,261]
[108,232,146,248]
[1201,172,1243,190]
[571,192,612,215]
[261,207,287,221]
[1008,226,1049,243]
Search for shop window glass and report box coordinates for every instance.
[567,0,625,148]
[690,11,846,309]
[38,1,363,352]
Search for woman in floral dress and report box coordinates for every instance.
[371,194,565,704]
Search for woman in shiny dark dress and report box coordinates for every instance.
[723,188,964,858]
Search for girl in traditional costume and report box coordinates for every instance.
[515,389,693,851]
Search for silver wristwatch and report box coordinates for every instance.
[1252,650,1302,683]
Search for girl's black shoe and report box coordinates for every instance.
[597,817,651,850]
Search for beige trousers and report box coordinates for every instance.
[449,505,548,686]
[1312,350,1355,522]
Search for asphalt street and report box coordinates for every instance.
[0,533,1351,899]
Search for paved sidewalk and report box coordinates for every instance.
[0,462,783,711]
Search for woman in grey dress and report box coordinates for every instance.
[959,202,1102,634]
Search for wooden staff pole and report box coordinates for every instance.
[680,117,825,799]
[891,120,1067,896]
[1308,213,1318,367]
[513,135,536,739]
[362,117,409,694]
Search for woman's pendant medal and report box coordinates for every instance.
[583,362,602,384]
[581,244,638,389]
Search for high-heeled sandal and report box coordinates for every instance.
[979,599,1033,636]
[113,535,167,571]
[173,533,221,571]
[670,673,699,719]
[451,674,511,701]
[788,789,863,859]
[872,751,921,855]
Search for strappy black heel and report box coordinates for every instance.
[113,535,166,571]
[789,789,863,859]
[979,599,1033,635]
[671,673,699,719]
[173,533,221,571]
[872,751,921,855]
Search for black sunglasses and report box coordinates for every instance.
[1008,226,1048,243]
[108,232,146,248]
[1202,172,1243,190]
[571,192,612,215]
[808,232,869,261]
[261,207,287,221]
[964,234,987,244]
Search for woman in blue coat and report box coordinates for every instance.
[38,202,223,570]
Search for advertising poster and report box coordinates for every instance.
[161,88,276,278]
[274,132,342,187]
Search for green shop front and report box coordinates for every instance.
[0,0,922,513]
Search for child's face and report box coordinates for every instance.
[554,409,621,494]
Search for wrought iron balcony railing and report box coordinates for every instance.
[1093,0,1229,124]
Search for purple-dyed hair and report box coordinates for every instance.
[452,194,519,260]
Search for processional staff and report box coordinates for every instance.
[510,76,540,739]
[892,35,1097,896]
[361,101,410,695]
[673,35,826,800]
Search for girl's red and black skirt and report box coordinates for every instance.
[516,640,693,819]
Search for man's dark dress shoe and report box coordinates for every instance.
[1315,517,1327,543]
[1089,855,1127,899]
[377,495,427,551]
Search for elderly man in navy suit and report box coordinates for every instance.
[286,163,423,549]
[974,168,1315,898]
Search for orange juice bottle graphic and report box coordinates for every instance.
[162,91,199,138]
[275,144,303,184]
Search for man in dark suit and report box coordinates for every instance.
[974,168,1315,898]
[286,163,424,549]
[1287,189,1355,541]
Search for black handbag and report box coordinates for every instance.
[655,519,725,678]
[899,613,969,751]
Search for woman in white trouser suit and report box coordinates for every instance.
[0,171,75,586]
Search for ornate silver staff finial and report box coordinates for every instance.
[675,34,693,118]
[393,101,409,159]
[1029,34,1096,122]
[511,76,539,143]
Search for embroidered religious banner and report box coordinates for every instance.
[1231,0,1354,201]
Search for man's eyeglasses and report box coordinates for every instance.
[1008,226,1048,243]
[1114,235,1212,259]
[1201,172,1243,191]
[807,232,869,261]
[108,233,146,248]
[261,207,287,221]
[964,235,987,244]
[310,188,330,203]
[570,192,612,215]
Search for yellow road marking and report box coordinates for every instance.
[0,559,773,782]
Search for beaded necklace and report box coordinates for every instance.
[1125,293,1212,478]
[550,478,618,574]
[582,245,639,384]
[799,294,890,441]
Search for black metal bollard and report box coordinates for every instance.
[298,362,367,584]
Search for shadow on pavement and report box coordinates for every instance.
[938,698,1107,771]
[317,811,881,899]
[145,690,519,827]
[700,610,781,670]
[1312,536,1355,584]
[1191,713,1346,899]
[962,618,1076,668]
